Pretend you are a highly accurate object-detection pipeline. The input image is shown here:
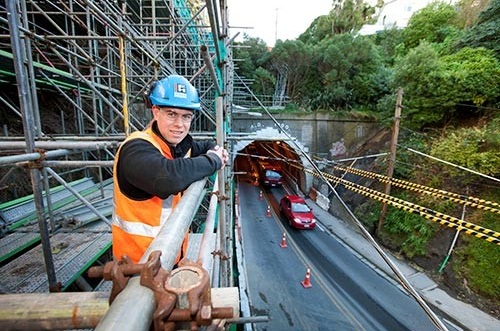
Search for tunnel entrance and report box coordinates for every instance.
[232,128,312,194]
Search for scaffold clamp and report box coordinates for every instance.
[140,251,233,331]
[87,254,140,304]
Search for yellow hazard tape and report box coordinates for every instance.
[333,165,500,213]
[303,168,500,245]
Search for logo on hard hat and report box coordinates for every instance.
[174,83,187,99]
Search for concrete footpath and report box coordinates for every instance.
[304,197,500,331]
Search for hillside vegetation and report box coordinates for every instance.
[234,0,500,317]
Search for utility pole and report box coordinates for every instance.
[376,87,403,236]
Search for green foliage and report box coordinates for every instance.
[383,203,436,257]
[392,43,499,129]
[298,34,390,110]
[485,115,500,146]
[393,132,430,179]
[393,42,453,128]
[460,239,500,298]
[458,0,500,59]
[456,0,493,28]
[232,35,270,79]
[299,15,333,45]
[375,92,397,122]
[299,0,381,43]
[371,28,405,66]
[283,102,301,112]
[268,39,315,101]
[454,211,500,300]
[430,123,500,176]
[440,47,500,107]
[402,2,461,50]
[252,67,275,96]
[231,0,499,134]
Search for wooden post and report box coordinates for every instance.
[376,87,403,236]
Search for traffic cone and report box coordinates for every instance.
[258,190,263,201]
[266,205,271,217]
[301,267,312,288]
[279,233,287,248]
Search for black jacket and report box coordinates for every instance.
[116,122,220,200]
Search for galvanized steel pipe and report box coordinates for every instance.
[7,0,58,291]
[201,45,223,96]
[215,97,229,286]
[95,179,207,331]
[41,160,114,168]
[0,140,120,150]
[198,177,219,272]
[45,168,111,226]
[205,0,221,62]
[0,149,75,166]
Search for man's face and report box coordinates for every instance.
[152,106,193,146]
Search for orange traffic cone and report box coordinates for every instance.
[266,205,271,217]
[258,190,263,201]
[279,233,287,248]
[301,267,312,288]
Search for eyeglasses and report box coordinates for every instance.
[159,108,193,123]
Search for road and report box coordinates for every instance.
[237,181,444,331]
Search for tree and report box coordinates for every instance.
[402,2,460,51]
[440,47,500,109]
[232,35,270,79]
[301,34,389,110]
[299,0,381,43]
[393,42,454,128]
[393,42,499,129]
[252,67,275,96]
[298,15,333,45]
[458,0,500,59]
[269,40,314,102]
[371,27,405,66]
[328,0,380,34]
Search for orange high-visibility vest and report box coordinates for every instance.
[111,128,189,264]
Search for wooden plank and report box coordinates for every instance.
[0,291,109,330]
[211,287,240,319]
[0,288,239,330]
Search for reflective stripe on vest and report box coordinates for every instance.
[111,195,174,237]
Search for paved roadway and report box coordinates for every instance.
[237,182,450,331]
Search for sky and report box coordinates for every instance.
[226,0,334,46]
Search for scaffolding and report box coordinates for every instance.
[0,0,224,134]
[0,1,236,329]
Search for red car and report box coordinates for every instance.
[279,195,316,230]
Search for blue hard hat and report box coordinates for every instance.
[148,75,200,111]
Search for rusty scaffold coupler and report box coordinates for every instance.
[140,251,233,331]
[87,254,144,304]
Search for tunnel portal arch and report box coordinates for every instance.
[233,127,313,195]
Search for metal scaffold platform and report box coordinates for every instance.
[1,231,111,293]
[0,178,113,263]
[0,177,114,294]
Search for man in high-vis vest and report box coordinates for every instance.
[112,74,229,264]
